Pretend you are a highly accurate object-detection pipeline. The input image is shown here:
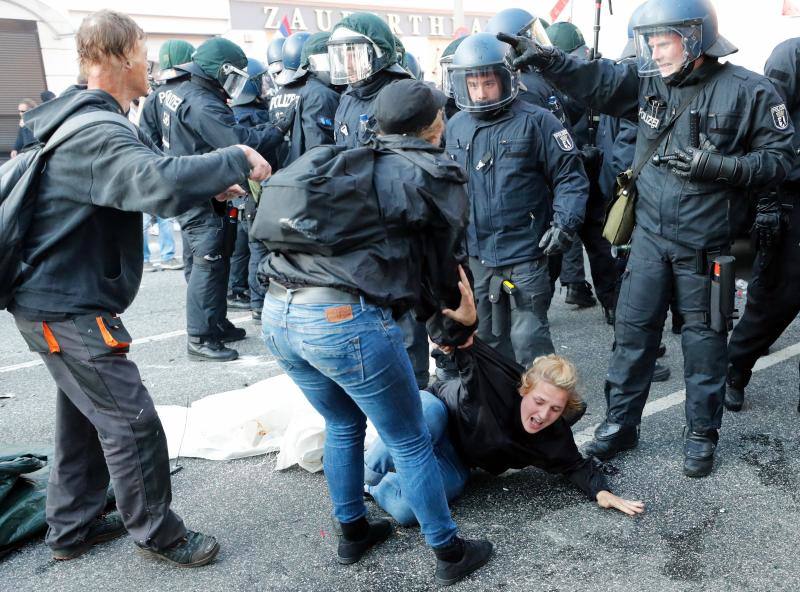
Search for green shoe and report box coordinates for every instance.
[136,530,220,568]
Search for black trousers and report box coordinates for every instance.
[14,314,186,550]
[728,187,800,388]
[605,226,727,432]
[228,218,250,296]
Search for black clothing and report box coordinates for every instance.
[764,37,800,183]
[11,87,249,320]
[285,74,340,165]
[12,124,36,152]
[429,338,608,500]
[260,134,470,339]
[138,73,190,150]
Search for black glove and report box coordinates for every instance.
[274,104,296,135]
[751,192,782,251]
[668,147,750,185]
[495,33,558,71]
[538,223,575,255]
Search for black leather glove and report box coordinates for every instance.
[495,33,558,71]
[668,148,750,185]
[274,104,296,134]
[751,192,782,251]
[538,223,575,255]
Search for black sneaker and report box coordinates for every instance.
[584,421,639,461]
[724,383,745,412]
[565,282,597,308]
[187,337,238,361]
[652,363,670,382]
[218,319,246,343]
[226,293,250,309]
[337,518,393,565]
[434,537,493,586]
[51,512,127,560]
[136,530,219,568]
[683,429,718,478]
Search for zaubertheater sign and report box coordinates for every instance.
[229,1,491,37]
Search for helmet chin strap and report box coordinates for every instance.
[664,58,696,86]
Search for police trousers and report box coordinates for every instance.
[14,314,186,550]
[728,186,800,388]
[606,226,727,432]
[471,256,554,368]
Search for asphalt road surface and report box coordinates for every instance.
[2,248,799,591]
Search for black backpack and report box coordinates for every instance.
[0,111,135,309]
[249,144,386,256]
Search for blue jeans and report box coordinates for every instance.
[261,293,458,548]
[143,214,176,262]
[365,390,470,526]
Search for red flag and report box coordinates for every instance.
[550,0,571,22]
[783,0,800,15]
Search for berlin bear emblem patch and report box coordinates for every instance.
[553,129,575,151]
[771,104,789,130]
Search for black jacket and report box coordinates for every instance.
[764,37,800,183]
[260,134,472,344]
[539,53,796,249]
[429,338,608,500]
[11,87,250,320]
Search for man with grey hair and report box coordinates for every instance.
[10,9,269,566]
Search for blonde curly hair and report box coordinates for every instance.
[518,354,583,413]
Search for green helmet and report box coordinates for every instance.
[394,35,406,64]
[328,12,405,86]
[159,39,194,70]
[189,37,250,99]
[300,32,331,70]
[546,22,587,55]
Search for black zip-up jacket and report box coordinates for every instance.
[764,37,800,184]
[10,87,250,320]
[260,134,473,345]
[429,338,609,500]
[538,53,796,249]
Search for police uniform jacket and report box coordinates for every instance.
[159,75,283,227]
[11,87,250,320]
[138,73,190,150]
[596,113,637,199]
[445,99,588,268]
[333,69,411,148]
[284,74,340,165]
[261,134,472,344]
[764,37,800,183]
[540,54,796,249]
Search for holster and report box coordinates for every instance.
[488,275,507,337]
[709,255,736,334]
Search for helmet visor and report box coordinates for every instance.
[221,63,250,100]
[633,23,703,77]
[308,53,330,73]
[451,65,518,113]
[328,40,374,85]
[439,56,454,97]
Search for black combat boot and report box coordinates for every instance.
[187,337,238,361]
[724,377,745,412]
[584,421,639,461]
[652,362,670,382]
[51,512,127,560]
[336,517,392,565]
[218,318,246,343]
[565,281,597,308]
[683,428,719,478]
[434,536,493,586]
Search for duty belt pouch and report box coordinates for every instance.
[73,313,132,358]
[487,275,508,337]
[222,213,237,258]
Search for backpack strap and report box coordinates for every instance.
[41,111,137,155]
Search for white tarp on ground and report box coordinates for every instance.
[156,373,377,473]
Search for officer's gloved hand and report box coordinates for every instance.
[751,192,783,251]
[668,134,751,185]
[538,222,575,255]
[274,104,296,134]
[495,33,558,71]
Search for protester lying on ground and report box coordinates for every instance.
[365,282,644,522]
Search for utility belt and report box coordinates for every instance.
[268,282,361,305]
[683,247,737,334]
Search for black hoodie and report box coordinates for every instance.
[11,87,250,320]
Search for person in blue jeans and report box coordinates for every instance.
[142,213,182,271]
[364,390,470,526]
[256,79,493,586]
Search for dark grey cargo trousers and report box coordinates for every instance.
[14,314,186,550]
[605,226,727,432]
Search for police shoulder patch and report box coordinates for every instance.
[771,104,789,130]
[552,129,575,151]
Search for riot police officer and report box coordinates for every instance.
[445,33,589,367]
[271,31,340,167]
[439,36,467,120]
[725,37,800,412]
[328,12,411,148]
[163,38,292,361]
[500,0,796,477]
[266,36,286,90]
[268,32,309,170]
